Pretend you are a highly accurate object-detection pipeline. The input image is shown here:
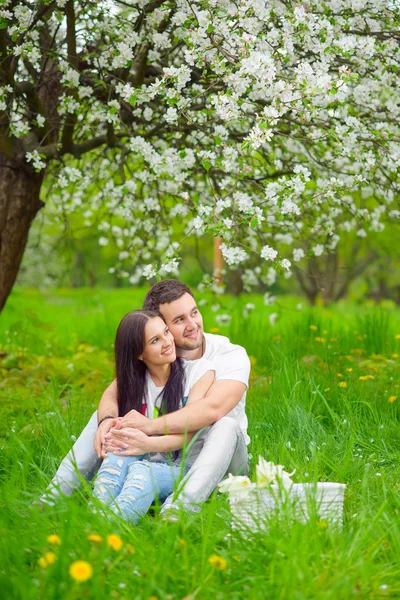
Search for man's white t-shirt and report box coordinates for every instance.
[202,333,251,445]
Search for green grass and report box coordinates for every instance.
[1,288,400,599]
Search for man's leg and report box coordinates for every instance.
[41,411,101,504]
[161,416,248,515]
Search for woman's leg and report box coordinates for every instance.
[110,460,184,523]
[92,452,142,505]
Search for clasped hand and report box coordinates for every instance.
[104,427,153,456]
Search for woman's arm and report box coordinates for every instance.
[105,427,195,455]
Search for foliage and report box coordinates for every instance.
[1,0,400,295]
[1,289,400,598]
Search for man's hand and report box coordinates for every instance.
[94,418,117,458]
[114,410,153,434]
[104,427,153,456]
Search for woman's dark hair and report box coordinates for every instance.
[115,310,185,418]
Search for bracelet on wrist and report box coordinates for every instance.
[98,415,115,427]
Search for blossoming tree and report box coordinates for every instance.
[0,0,399,311]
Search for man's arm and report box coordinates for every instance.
[118,379,246,436]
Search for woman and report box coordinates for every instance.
[92,310,214,523]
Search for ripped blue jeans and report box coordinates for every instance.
[92,452,188,524]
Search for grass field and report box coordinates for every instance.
[1,287,400,599]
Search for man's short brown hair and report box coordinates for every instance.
[142,279,194,313]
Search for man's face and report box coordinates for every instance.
[159,293,204,350]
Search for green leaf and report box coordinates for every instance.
[207,24,215,34]
[0,18,8,30]
[201,159,211,171]
[215,136,222,145]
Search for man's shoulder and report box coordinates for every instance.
[204,332,248,356]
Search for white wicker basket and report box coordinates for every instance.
[229,482,346,531]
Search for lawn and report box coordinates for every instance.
[1,287,400,599]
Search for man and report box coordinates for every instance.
[42,280,250,514]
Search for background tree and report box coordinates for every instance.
[1,0,399,312]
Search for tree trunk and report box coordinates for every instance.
[0,154,44,312]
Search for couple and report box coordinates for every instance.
[42,279,250,523]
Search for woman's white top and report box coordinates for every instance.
[145,357,215,465]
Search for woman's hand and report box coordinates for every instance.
[94,418,117,458]
[113,410,153,434]
[104,427,154,455]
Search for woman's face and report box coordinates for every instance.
[140,316,176,367]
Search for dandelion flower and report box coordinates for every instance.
[69,560,93,582]
[337,373,343,378]
[47,534,61,546]
[392,354,399,359]
[38,552,57,568]
[44,552,57,565]
[315,337,325,343]
[388,396,397,403]
[310,325,317,331]
[359,375,375,381]
[107,534,123,551]
[395,334,400,340]
[338,381,347,388]
[324,388,330,392]
[87,534,103,543]
[208,554,228,570]
[346,368,353,373]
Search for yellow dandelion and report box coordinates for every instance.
[47,534,61,546]
[310,325,318,331]
[338,381,347,388]
[323,330,328,335]
[210,327,220,333]
[38,552,57,568]
[316,520,327,528]
[315,337,326,343]
[69,560,93,583]
[359,375,375,381]
[346,368,353,373]
[392,354,399,359]
[87,534,103,544]
[395,334,400,340]
[38,557,48,568]
[208,554,228,571]
[337,373,343,378]
[149,596,159,600]
[44,552,57,565]
[388,396,397,403]
[324,387,330,392]
[107,534,123,551]
[330,337,337,342]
